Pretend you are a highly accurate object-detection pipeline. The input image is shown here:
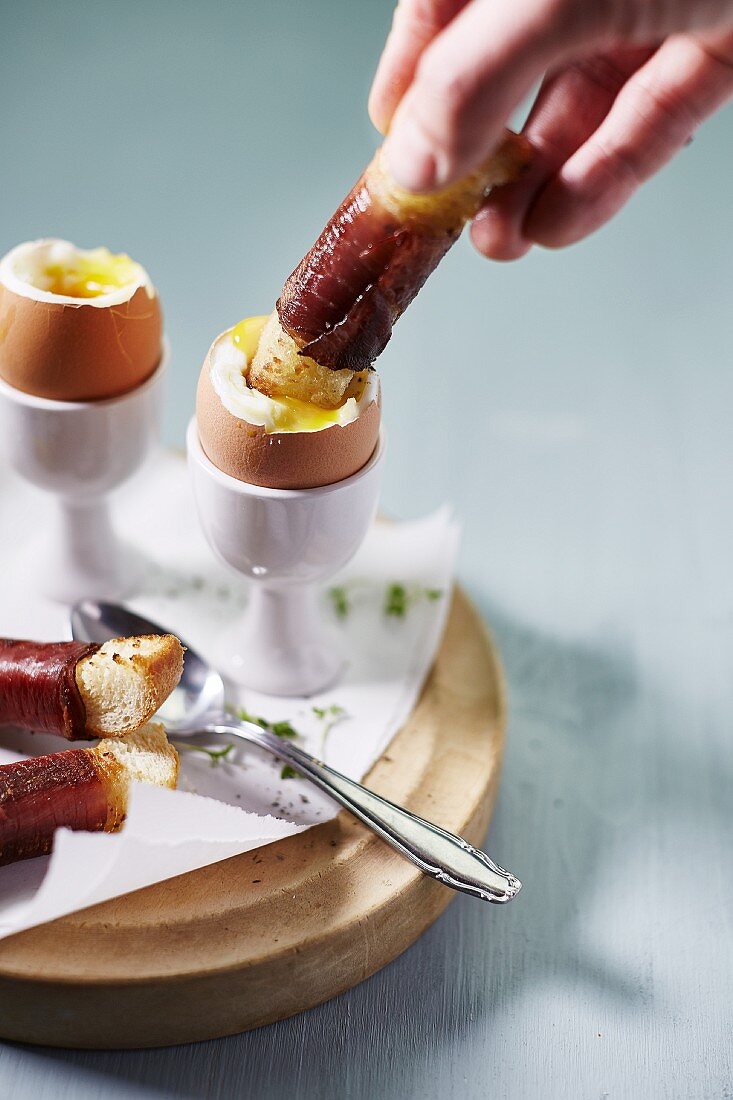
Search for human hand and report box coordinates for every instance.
[369,0,733,258]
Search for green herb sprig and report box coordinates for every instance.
[329,585,350,619]
[221,704,350,781]
[384,583,443,618]
[312,703,349,758]
[237,706,304,780]
[329,580,444,620]
[236,707,299,740]
[174,741,236,766]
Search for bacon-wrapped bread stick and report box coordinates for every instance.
[0,635,184,740]
[249,130,532,408]
[0,722,179,865]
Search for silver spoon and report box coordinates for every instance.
[71,599,522,905]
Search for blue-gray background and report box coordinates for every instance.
[2,2,732,1098]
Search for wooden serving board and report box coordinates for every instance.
[0,588,505,1049]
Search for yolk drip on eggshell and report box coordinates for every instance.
[196,315,381,490]
[0,239,163,401]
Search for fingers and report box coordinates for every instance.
[368,0,469,135]
[524,32,733,247]
[472,46,655,260]
[382,0,590,191]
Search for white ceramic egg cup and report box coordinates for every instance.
[187,418,386,697]
[0,344,168,604]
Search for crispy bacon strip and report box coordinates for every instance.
[0,725,179,866]
[0,640,99,740]
[276,132,532,373]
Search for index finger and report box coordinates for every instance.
[369,0,469,134]
[382,0,580,190]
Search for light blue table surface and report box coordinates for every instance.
[2,1,732,1096]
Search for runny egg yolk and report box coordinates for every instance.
[231,314,367,432]
[41,248,139,298]
[231,315,270,360]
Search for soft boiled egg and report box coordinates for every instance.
[196,315,381,489]
[0,239,163,401]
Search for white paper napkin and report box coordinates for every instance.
[0,451,459,939]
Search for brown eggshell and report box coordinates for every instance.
[0,283,163,401]
[196,342,381,490]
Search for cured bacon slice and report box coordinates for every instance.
[0,749,109,865]
[0,724,178,866]
[275,132,532,374]
[0,639,99,740]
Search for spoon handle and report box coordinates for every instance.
[204,721,521,904]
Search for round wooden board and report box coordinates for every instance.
[0,588,505,1049]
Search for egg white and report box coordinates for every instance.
[0,239,155,307]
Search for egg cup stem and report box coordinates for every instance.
[220,584,345,697]
[45,498,142,604]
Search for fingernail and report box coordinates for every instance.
[384,121,437,192]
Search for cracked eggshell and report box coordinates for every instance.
[196,336,381,490]
[0,241,163,401]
